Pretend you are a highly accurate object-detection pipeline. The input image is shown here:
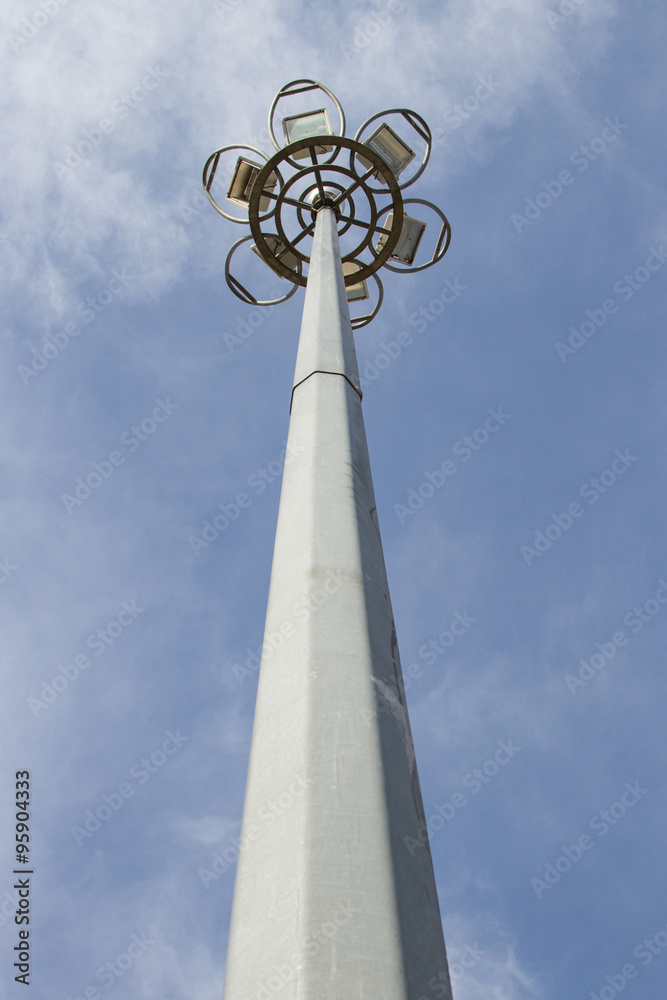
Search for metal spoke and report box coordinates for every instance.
[332,167,375,207]
[336,214,392,238]
[290,221,316,248]
[403,110,429,144]
[205,151,220,191]
[226,271,257,305]
[281,194,314,211]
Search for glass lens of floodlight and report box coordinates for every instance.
[343,261,369,301]
[365,124,415,178]
[282,109,333,144]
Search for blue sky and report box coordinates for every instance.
[1,0,666,997]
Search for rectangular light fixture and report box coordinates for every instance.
[343,261,369,302]
[227,157,277,212]
[376,213,426,266]
[358,123,415,184]
[251,235,300,277]
[282,109,334,160]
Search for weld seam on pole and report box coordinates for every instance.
[290,370,363,412]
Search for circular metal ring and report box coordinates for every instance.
[248,135,404,288]
[353,109,432,193]
[224,235,301,306]
[268,79,346,170]
[202,144,282,224]
[271,163,382,267]
[380,198,451,274]
[295,181,357,236]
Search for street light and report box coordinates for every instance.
[342,260,370,301]
[377,211,427,265]
[282,107,334,158]
[250,234,300,275]
[358,122,416,181]
[227,156,277,211]
[203,78,452,1000]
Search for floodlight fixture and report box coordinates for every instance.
[342,260,369,301]
[202,143,279,224]
[205,80,451,311]
[376,212,426,266]
[354,108,432,191]
[227,157,277,211]
[358,123,415,183]
[282,109,334,159]
[381,197,452,274]
[251,235,300,275]
[224,234,301,307]
[268,79,345,163]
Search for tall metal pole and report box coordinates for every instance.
[221,206,452,999]
[203,79,453,998]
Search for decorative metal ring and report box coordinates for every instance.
[380,198,451,274]
[202,144,281,224]
[272,164,382,267]
[268,79,346,170]
[353,109,432,193]
[248,135,404,288]
[295,181,357,237]
[224,235,301,306]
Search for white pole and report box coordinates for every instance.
[222,206,452,999]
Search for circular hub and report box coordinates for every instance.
[304,185,340,215]
[248,134,405,288]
